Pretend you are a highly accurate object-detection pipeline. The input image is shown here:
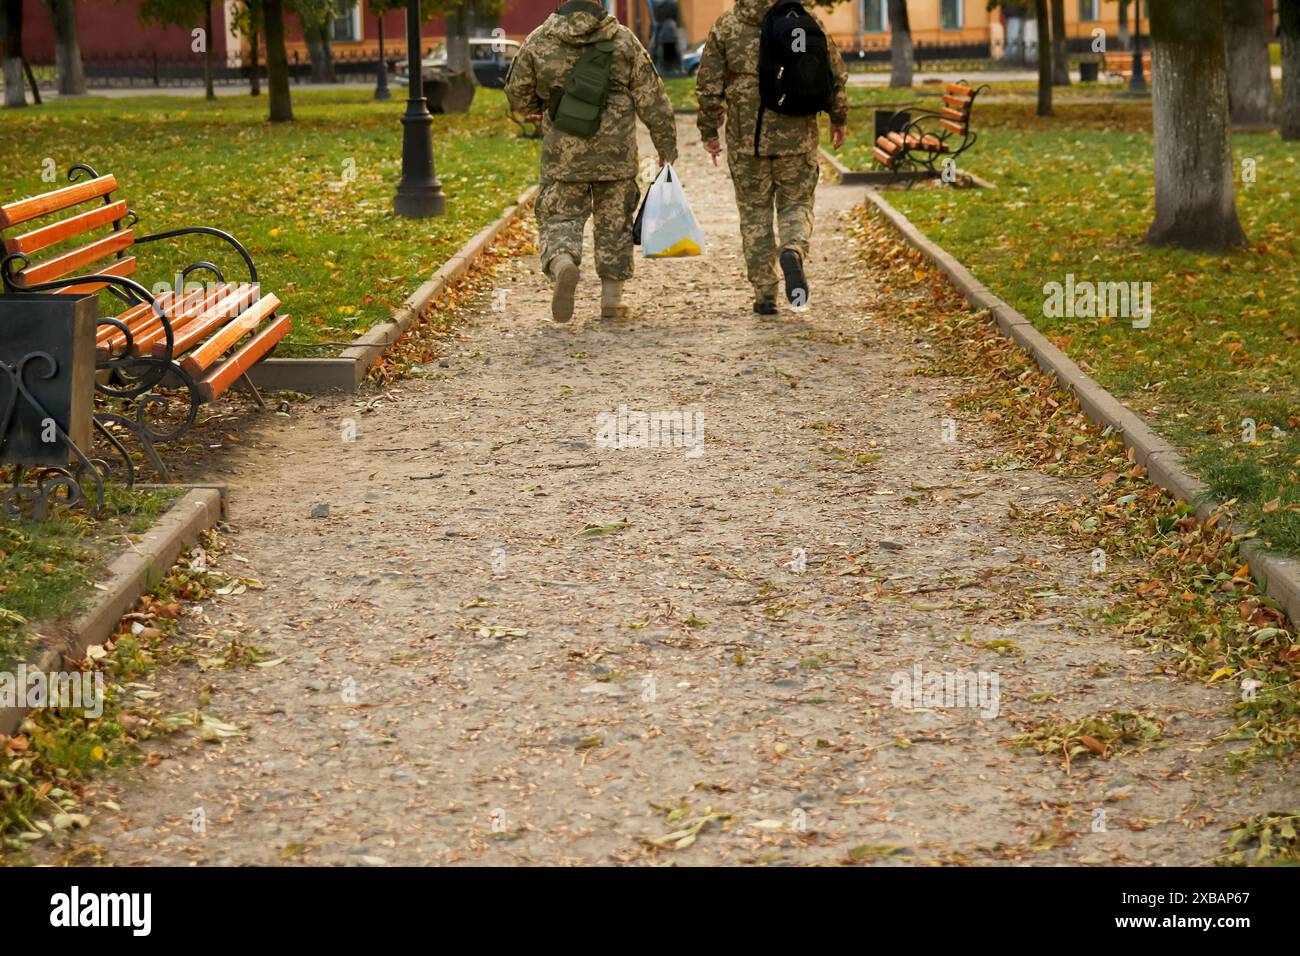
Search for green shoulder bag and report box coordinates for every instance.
[548,39,616,138]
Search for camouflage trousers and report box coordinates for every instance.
[537,178,641,282]
[726,151,819,300]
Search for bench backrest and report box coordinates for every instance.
[939,83,979,137]
[0,174,136,296]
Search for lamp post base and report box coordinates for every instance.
[393,185,446,218]
[393,100,446,219]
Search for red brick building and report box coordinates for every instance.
[15,1,645,68]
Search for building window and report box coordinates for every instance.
[1078,0,1099,20]
[940,0,963,31]
[332,2,362,43]
[863,0,888,32]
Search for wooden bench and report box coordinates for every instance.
[1,164,291,479]
[1103,50,1152,81]
[873,82,987,183]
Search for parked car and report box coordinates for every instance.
[394,37,521,90]
[680,41,704,76]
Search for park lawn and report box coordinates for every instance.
[841,100,1300,555]
[0,88,539,355]
[0,486,180,670]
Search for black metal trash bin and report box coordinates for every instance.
[0,293,98,468]
[1079,60,1100,82]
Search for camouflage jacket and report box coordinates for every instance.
[696,0,849,157]
[506,0,678,183]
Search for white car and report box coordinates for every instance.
[394,37,521,89]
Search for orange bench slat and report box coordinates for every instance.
[151,284,261,358]
[180,292,281,377]
[18,228,134,285]
[3,201,130,256]
[0,175,119,230]
[56,255,138,295]
[197,314,291,402]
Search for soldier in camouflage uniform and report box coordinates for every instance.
[696,0,848,313]
[506,0,678,322]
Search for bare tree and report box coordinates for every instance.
[1144,0,1245,250]
[1051,0,1069,86]
[41,0,85,95]
[2,0,26,108]
[1283,0,1300,140]
[1035,0,1052,115]
[265,0,293,120]
[1223,0,1275,126]
[139,0,216,101]
[297,0,339,84]
[887,0,912,88]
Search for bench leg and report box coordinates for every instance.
[93,409,172,483]
[238,371,267,410]
[136,430,173,483]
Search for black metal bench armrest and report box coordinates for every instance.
[1,251,176,373]
[133,225,259,286]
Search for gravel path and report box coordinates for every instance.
[40,116,1288,866]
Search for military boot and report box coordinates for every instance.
[601,278,630,319]
[550,254,579,323]
[780,248,809,310]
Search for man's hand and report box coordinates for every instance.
[525,112,543,123]
[703,138,722,165]
[830,124,847,151]
[658,155,671,168]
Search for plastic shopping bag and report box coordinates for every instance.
[640,164,705,258]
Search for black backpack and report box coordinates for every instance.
[755,1,835,154]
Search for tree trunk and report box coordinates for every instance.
[1035,0,1052,115]
[1223,0,1275,126]
[1117,0,1130,50]
[250,24,261,95]
[887,0,912,89]
[1145,0,1246,250]
[304,23,328,83]
[447,2,472,74]
[1281,0,1300,140]
[1051,0,1070,86]
[204,4,215,100]
[2,0,26,108]
[44,0,85,96]
[264,0,293,121]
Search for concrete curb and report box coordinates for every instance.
[864,188,1300,627]
[247,183,541,395]
[0,486,224,737]
[820,146,994,188]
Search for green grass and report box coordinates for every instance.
[663,76,698,112]
[0,89,539,355]
[0,486,179,668]
[841,99,1300,555]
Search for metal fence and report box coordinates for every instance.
[846,40,993,65]
[14,47,444,90]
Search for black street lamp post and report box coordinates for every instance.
[393,0,445,218]
[1128,3,1147,95]
[375,12,391,101]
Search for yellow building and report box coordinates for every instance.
[671,0,1150,54]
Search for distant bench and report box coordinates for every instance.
[1103,50,1152,81]
[873,82,988,183]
